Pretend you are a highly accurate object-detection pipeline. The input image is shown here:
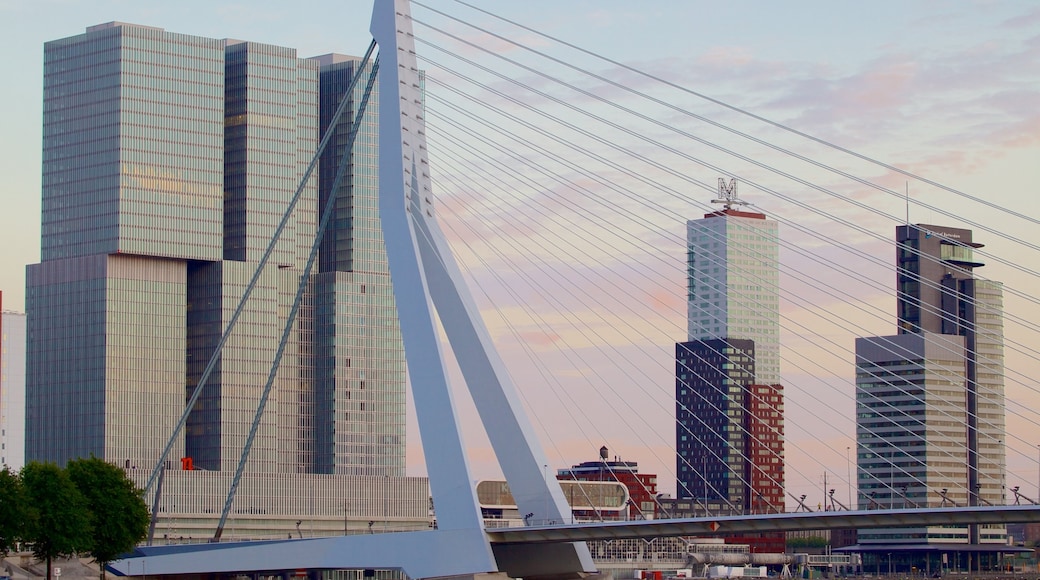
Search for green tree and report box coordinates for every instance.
[0,466,33,556]
[20,462,93,580]
[66,457,150,579]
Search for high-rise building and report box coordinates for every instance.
[1,291,27,470]
[675,182,784,552]
[854,224,1005,570]
[676,338,753,506]
[26,22,427,541]
[685,182,780,384]
[675,340,784,513]
[894,224,1005,512]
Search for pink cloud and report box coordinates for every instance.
[840,59,918,110]
[994,113,1040,148]
[696,46,755,68]
[517,329,562,348]
[1001,7,1040,29]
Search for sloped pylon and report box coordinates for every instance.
[370,0,595,574]
[109,0,594,578]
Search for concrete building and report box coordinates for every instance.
[25,22,428,541]
[1,292,27,470]
[851,224,1006,573]
[894,224,1005,514]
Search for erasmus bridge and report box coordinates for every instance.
[109,1,1040,578]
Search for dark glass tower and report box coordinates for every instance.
[676,338,785,553]
[676,338,755,507]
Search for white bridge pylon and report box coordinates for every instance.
[368,0,596,574]
[111,1,595,579]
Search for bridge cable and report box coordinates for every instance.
[212,57,380,542]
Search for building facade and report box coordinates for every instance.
[677,185,784,517]
[685,195,780,384]
[556,446,659,520]
[675,340,784,555]
[26,23,427,541]
[853,224,1006,571]
[1,292,27,470]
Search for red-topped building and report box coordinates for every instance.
[557,446,660,520]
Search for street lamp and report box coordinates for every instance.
[888,552,893,576]
[543,464,549,525]
[846,445,853,509]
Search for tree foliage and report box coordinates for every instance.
[20,462,93,580]
[0,466,33,556]
[66,456,150,573]
[1,459,150,580]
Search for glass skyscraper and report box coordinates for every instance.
[26,22,426,541]
[685,200,780,384]
[675,184,784,549]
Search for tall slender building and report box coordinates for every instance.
[685,182,780,384]
[854,224,1005,570]
[26,22,427,541]
[676,180,784,535]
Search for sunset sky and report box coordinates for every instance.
[1,0,1038,505]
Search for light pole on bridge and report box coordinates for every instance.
[846,445,853,510]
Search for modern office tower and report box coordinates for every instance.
[1,292,27,470]
[313,54,407,476]
[895,225,1005,511]
[677,182,784,525]
[856,334,971,512]
[686,182,780,384]
[26,23,427,541]
[854,224,1005,571]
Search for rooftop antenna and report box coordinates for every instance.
[712,177,748,211]
[906,181,910,225]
